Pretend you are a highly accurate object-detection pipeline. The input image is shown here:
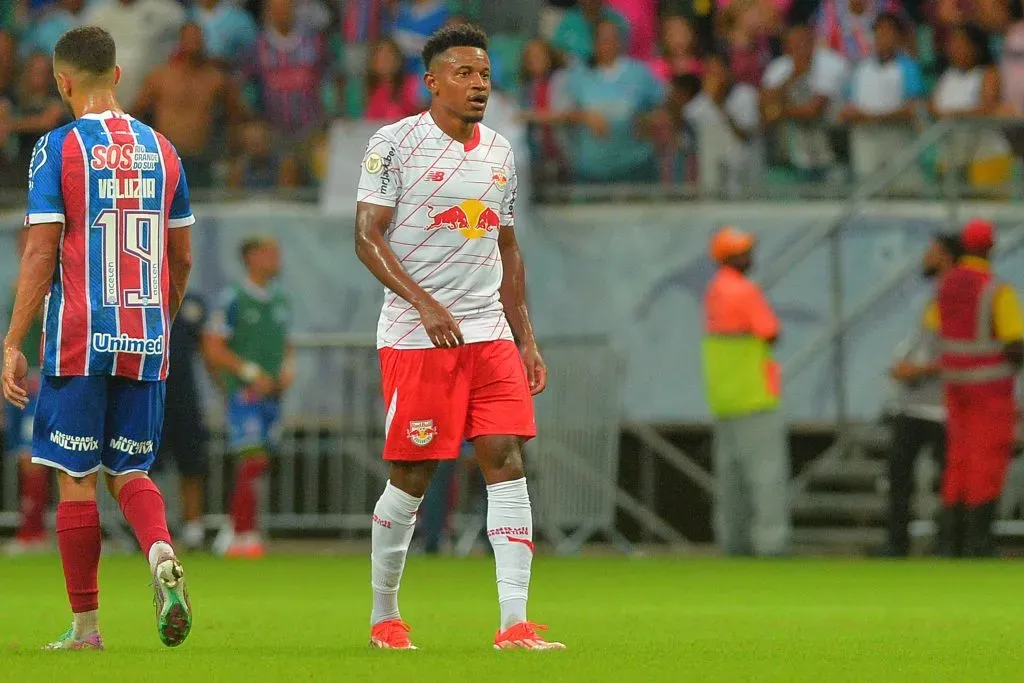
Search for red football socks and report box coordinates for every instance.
[231,458,269,534]
[56,501,101,613]
[17,467,49,539]
[118,477,171,557]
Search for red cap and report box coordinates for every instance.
[961,218,995,252]
[710,226,756,263]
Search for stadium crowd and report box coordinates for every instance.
[1,0,1024,194]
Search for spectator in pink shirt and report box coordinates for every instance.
[649,15,705,82]
[721,0,779,86]
[606,0,658,60]
[363,38,420,121]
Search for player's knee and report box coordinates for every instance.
[475,437,524,482]
[389,461,439,498]
[57,472,99,502]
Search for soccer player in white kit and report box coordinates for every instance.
[354,23,564,651]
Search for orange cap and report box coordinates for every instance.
[961,218,995,252]
[710,226,756,263]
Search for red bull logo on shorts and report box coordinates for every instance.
[407,420,437,447]
[426,199,500,240]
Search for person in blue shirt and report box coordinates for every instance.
[552,19,665,183]
[19,0,86,58]
[190,0,259,67]
[552,0,629,65]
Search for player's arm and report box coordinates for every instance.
[496,158,546,395]
[201,291,275,396]
[167,149,196,322]
[354,133,462,347]
[2,223,60,408]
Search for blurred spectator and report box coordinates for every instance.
[292,0,331,33]
[761,24,850,178]
[518,38,567,183]
[606,0,657,60]
[4,52,67,173]
[1000,21,1024,113]
[931,22,1011,188]
[815,0,907,65]
[662,0,717,54]
[19,0,85,58]
[133,22,249,187]
[552,0,629,65]
[554,19,665,182]
[839,13,925,184]
[242,0,337,150]
[339,0,395,79]
[84,0,186,107]
[391,0,449,75]
[227,119,302,189]
[721,0,779,86]
[649,15,704,82]
[685,55,762,196]
[190,0,259,67]
[345,38,420,120]
[0,31,15,98]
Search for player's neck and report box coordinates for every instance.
[429,106,477,144]
[247,272,271,289]
[75,91,123,119]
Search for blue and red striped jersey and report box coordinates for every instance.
[26,111,195,382]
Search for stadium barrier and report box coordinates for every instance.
[1,335,690,552]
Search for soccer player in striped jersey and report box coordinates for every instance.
[0,26,194,651]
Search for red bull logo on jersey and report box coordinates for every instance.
[90,143,160,172]
[492,167,508,190]
[425,199,500,240]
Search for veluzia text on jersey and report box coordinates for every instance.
[98,177,157,200]
[91,333,163,355]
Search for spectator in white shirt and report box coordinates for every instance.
[84,0,186,106]
[685,55,762,198]
[837,13,925,186]
[761,24,850,179]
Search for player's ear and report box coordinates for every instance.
[113,65,122,86]
[423,71,437,96]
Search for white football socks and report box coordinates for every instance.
[486,478,534,631]
[370,481,422,626]
[148,541,175,573]
[72,609,99,638]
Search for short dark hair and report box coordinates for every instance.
[240,236,275,262]
[874,12,904,34]
[671,73,702,99]
[936,233,964,261]
[53,26,116,75]
[421,23,488,71]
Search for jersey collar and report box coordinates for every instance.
[242,277,274,301]
[80,110,132,121]
[961,255,991,272]
[427,112,481,153]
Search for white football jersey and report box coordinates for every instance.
[357,112,518,349]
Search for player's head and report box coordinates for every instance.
[52,26,120,109]
[178,22,207,61]
[923,233,962,279]
[422,23,490,124]
[240,236,281,280]
[710,226,756,273]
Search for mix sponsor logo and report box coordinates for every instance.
[92,333,164,355]
[90,144,160,172]
[108,436,154,456]
[425,199,499,240]
[50,430,99,452]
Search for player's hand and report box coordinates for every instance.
[417,298,464,348]
[276,363,295,395]
[521,342,547,395]
[890,361,921,383]
[2,344,29,409]
[249,373,277,398]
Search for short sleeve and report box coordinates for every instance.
[761,58,791,88]
[356,132,402,207]
[27,131,65,225]
[500,152,518,227]
[169,153,195,228]
[207,287,239,338]
[993,284,1024,343]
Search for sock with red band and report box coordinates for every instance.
[118,477,172,568]
[486,478,534,630]
[231,458,269,535]
[56,501,101,619]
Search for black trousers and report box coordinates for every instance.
[886,414,947,555]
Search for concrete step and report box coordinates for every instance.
[791,526,885,548]
[805,458,885,491]
[792,492,886,524]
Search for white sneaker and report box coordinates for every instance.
[180,522,205,551]
[212,523,234,557]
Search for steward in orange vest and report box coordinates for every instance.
[932,218,1024,557]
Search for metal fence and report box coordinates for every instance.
[1,336,640,553]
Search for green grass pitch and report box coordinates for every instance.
[1,554,1022,681]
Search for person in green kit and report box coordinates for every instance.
[4,223,50,555]
[204,236,293,558]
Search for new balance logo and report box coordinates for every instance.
[427,171,445,182]
[50,431,99,452]
[108,436,154,456]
